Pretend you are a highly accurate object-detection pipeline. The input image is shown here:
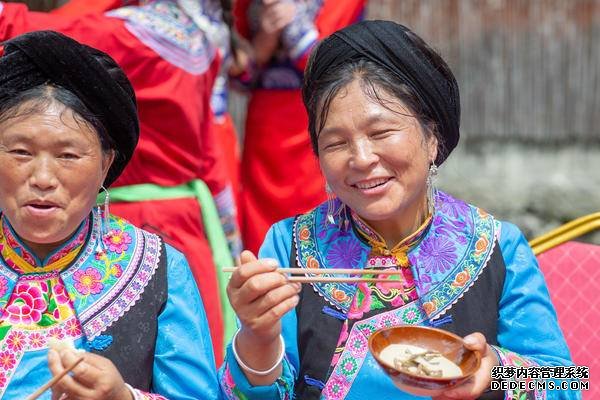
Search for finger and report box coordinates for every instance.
[252,293,300,328]
[239,250,258,264]
[236,271,290,304]
[60,351,102,388]
[248,282,302,317]
[229,257,280,289]
[463,332,487,352]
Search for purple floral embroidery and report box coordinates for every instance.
[419,236,457,274]
[326,238,363,269]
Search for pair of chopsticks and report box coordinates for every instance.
[26,356,85,400]
[223,267,402,283]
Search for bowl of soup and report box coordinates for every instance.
[368,326,481,397]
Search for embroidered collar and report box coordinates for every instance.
[0,214,89,273]
[293,191,499,318]
[352,210,432,268]
[0,209,162,340]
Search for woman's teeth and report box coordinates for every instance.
[355,178,389,189]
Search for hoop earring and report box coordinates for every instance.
[426,163,438,215]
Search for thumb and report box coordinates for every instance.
[240,250,258,264]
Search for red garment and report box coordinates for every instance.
[236,0,366,253]
[0,2,226,361]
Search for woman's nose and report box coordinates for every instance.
[29,157,58,191]
[349,140,379,169]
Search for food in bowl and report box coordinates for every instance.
[379,343,462,378]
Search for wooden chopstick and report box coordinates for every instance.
[287,276,393,283]
[26,356,85,400]
[223,267,402,275]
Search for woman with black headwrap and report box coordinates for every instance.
[0,31,219,399]
[219,21,577,400]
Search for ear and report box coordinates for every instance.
[427,134,439,164]
[100,150,116,183]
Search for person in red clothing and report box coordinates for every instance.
[0,0,236,362]
[235,0,367,253]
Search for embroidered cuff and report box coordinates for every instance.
[125,384,168,400]
[220,345,295,400]
[490,346,545,400]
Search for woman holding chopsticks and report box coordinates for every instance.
[220,20,578,400]
[0,31,219,399]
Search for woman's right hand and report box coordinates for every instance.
[228,250,301,342]
[227,250,301,384]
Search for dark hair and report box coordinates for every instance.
[0,47,133,162]
[303,23,459,162]
[0,84,114,153]
[304,56,446,158]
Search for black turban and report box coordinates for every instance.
[304,20,460,165]
[0,30,139,187]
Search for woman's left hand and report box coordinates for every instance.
[432,332,499,400]
[48,349,132,400]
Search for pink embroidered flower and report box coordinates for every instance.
[0,276,8,297]
[103,230,132,254]
[0,352,16,370]
[322,375,347,399]
[73,267,104,295]
[28,332,44,349]
[48,327,65,340]
[0,371,6,388]
[52,281,70,304]
[4,283,47,325]
[110,264,123,278]
[347,283,372,319]
[6,331,26,352]
[65,319,82,337]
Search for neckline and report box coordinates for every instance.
[0,212,91,274]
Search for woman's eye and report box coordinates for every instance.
[324,141,346,150]
[9,149,31,156]
[370,130,393,139]
[59,153,80,160]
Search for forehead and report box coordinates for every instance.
[323,79,417,128]
[0,101,101,146]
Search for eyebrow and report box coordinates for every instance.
[320,113,410,138]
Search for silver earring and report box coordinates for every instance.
[325,183,350,230]
[326,182,336,225]
[426,163,438,215]
[99,185,110,236]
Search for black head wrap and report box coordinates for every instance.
[0,30,139,186]
[303,20,460,165]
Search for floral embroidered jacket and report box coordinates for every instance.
[218,191,579,400]
[0,209,220,399]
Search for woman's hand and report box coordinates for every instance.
[48,349,132,400]
[258,0,296,35]
[227,250,301,384]
[432,332,499,400]
[228,250,300,342]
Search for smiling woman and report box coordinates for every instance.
[219,20,579,400]
[0,31,220,399]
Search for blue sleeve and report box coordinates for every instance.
[495,222,580,399]
[219,219,300,400]
[152,244,221,399]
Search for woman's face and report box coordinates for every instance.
[0,101,113,251]
[317,79,438,226]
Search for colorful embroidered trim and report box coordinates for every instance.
[109,1,216,74]
[492,346,546,400]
